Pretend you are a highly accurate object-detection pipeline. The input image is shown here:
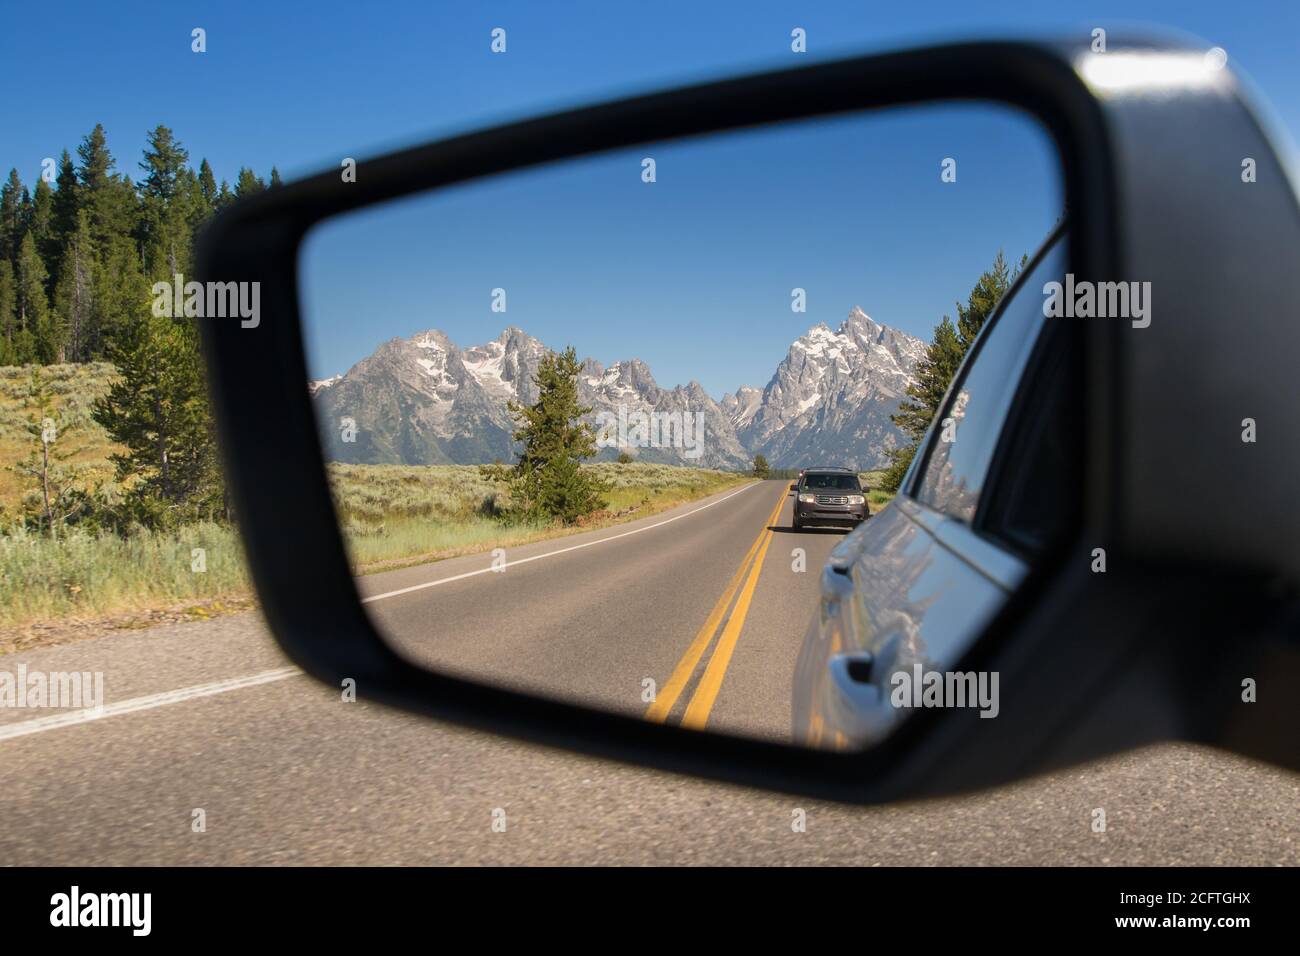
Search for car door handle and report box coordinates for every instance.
[826,651,896,747]
[832,651,875,684]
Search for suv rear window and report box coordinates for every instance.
[802,473,861,491]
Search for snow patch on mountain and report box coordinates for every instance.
[308,374,341,396]
[737,307,925,470]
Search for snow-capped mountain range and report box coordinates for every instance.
[311,308,925,470]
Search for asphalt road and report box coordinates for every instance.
[358,478,823,741]
[1,480,1296,865]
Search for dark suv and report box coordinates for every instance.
[792,469,868,531]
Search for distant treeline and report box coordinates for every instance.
[0,124,277,366]
[0,125,277,532]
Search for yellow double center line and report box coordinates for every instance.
[644,484,788,730]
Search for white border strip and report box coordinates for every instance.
[359,481,760,604]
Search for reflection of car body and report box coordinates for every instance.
[792,469,867,531]
[794,233,1074,749]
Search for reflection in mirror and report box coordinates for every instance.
[299,104,1064,748]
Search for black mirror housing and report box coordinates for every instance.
[196,36,1300,801]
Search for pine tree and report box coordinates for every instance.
[77,125,113,191]
[31,177,58,295]
[138,125,189,202]
[14,367,92,535]
[72,126,146,359]
[76,125,114,251]
[92,310,220,520]
[54,210,96,361]
[956,250,1013,351]
[234,167,265,198]
[17,182,34,245]
[878,443,917,494]
[44,152,81,301]
[269,166,283,187]
[77,122,227,522]
[87,235,147,359]
[752,454,770,479]
[0,168,24,264]
[51,151,79,243]
[15,232,52,362]
[136,132,194,283]
[0,260,15,365]
[891,316,964,445]
[76,124,136,252]
[214,180,233,212]
[176,166,211,238]
[497,346,608,524]
[881,251,1021,493]
[197,159,217,208]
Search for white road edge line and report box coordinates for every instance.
[359,480,762,604]
[0,667,302,743]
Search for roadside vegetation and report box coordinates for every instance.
[858,470,894,512]
[1,520,247,633]
[0,361,250,634]
[0,124,250,641]
[0,362,120,524]
[331,461,749,572]
[0,361,745,633]
[478,346,612,525]
[0,456,745,633]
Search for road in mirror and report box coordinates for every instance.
[298,104,1063,748]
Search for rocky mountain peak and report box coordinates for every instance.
[313,315,925,471]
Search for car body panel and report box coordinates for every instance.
[793,499,1021,748]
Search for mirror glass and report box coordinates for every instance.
[298,103,1065,748]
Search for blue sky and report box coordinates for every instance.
[4,0,1297,393]
[299,104,1058,393]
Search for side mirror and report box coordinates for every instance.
[197,36,1300,801]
